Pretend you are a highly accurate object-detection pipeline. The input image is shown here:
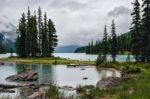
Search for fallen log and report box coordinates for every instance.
[0,89,15,93]
[0,84,22,89]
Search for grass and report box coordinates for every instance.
[1,57,150,98]
[77,62,150,99]
[0,57,94,65]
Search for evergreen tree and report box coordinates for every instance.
[111,20,118,62]
[16,7,58,58]
[42,12,48,57]
[38,7,42,54]
[141,0,150,62]
[102,25,108,61]
[26,7,31,57]
[30,13,38,57]
[17,13,27,57]
[0,44,5,53]
[130,0,141,62]
[47,19,58,57]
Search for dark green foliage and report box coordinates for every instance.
[140,0,150,62]
[16,7,58,57]
[102,25,108,61]
[122,66,141,74]
[84,32,131,55]
[130,0,141,62]
[45,84,59,99]
[96,53,103,66]
[16,13,27,57]
[47,19,58,57]
[111,20,118,62]
[75,46,87,53]
[0,44,5,53]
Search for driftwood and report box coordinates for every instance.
[0,84,22,89]
[0,89,15,93]
[6,69,38,81]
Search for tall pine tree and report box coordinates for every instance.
[130,0,141,62]
[111,20,118,62]
[141,0,150,62]
[47,19,58,57]
[17,13,27,57]
[102,25,108,62]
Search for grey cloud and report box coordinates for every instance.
[48,0,88,11]
[108,6,131,17]
[0,0,132,46]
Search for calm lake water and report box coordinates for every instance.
[0,64,120,98]
[0,53,129,98]
[0,53,135,62]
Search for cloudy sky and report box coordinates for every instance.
[0,0,138,46]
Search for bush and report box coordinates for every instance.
[122,66,141,74]
[96,53,104,66]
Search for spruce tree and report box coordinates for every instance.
[111,20,118,62]
[17,13,27,57]
[41,12,48,57]
[30,13,38,57]
[102,25,108,61]
[130,0,141,62]
[47,19,58,57]
[38,7,42,55]
[16,7,58,58]
[26,7,31,57]
[141,0,150,62]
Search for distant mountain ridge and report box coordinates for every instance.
[54,45,80,53]
[0,33,15,52]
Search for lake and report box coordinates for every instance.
[0,53,130,98]
[0,53,135,62]
[0,63,120,98]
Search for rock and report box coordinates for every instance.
[6,69,38,81]
[80,68,86,70]
[83,77,88,80]
[96,77,122,89]
[0,62,4,65]
[28,92,42,99]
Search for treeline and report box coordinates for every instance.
[86,32,131,54]
[87,0,150,63]
[0,44,5,53]
[16,7,58,57]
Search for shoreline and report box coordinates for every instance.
[0,57,95,65]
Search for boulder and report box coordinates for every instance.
[96,77,122,89]
[6,69,38,81]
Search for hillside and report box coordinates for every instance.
[0,33,15,53]
[54,45,80,53]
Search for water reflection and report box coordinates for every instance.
[0,64,120,98]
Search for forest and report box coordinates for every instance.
[15,7,58,57]
[84,0,150,63]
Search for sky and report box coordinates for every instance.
[0,0,138,46]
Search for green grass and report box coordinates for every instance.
[81,62,150,99]
[0,57,94,65]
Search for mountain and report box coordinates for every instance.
[74,46,87,53]
[0,33,15,52]
[54,45,80,53]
